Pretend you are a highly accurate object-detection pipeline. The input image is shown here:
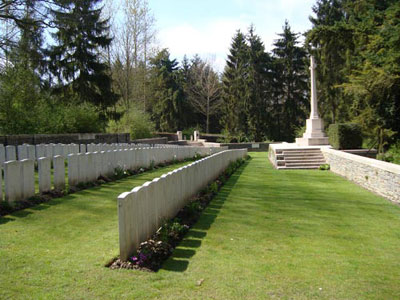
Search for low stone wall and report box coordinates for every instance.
[219,142,270,152]
[321,148,400,203]
[131,137,168,145]
[154,132,178,141]
[117,149,247,260]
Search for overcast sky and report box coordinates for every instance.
[150,0,316,72]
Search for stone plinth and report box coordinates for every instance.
[296,118,329,146]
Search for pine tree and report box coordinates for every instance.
[246,25,273,142]
[48,0,118,110]
[272,20,308,142]
[149,49,184,132]
[221,30,249,140]
[306,0,351,124]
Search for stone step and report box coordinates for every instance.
[283,154,324,159]
[284,159,325,163]
[278,148,323,153]
[282,151,322,155]
[285,162,325,167]
[277,165,321,170]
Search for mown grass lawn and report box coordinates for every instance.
[1,152,400,299]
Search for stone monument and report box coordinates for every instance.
[296,56,330,146]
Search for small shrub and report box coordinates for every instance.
[378,141,400,165]
[208,182,219,194]
[328,123,363,150]
[107,109,155,140]
[319,164,330,170]
[113,165,127,179]
[295,126,306,138]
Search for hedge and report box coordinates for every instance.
[328,123,362,150]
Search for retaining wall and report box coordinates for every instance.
[321,148,400,203]
[117,149,247,261]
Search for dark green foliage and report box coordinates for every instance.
[307,0,351,124]
[221,30,249,138]
[149,49,184,132]
[48,0,118,110]
[307,0,400,152]
[272,20,308,142]
[328,123,362,150]
[246,26,273,142]
[221,24,308,142]
[378,141,400,165]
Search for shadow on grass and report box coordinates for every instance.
[161,160,249,273]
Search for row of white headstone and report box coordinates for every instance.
[0,142,177,164]
[0,145,226,205]
[117,149,247,261]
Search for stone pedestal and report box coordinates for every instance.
[296,119,329,146]
[296,118,329,146]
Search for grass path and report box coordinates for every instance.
[1,152,400,299]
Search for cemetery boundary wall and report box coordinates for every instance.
[321,148,400,203]
[117,149,247,261]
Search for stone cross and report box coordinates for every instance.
[310,56,319,119]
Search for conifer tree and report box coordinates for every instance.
[307,0,351,124]
[246,26,273,142]
[48,0,118,110]
[221,30,249,140]
[149,49,184,132]
[272,20,308,142]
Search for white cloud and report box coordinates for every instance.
[158,17,249,72]
[157,0,315,72]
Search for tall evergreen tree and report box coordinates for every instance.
[48,0,118,110]
[306,0,352,124]
[246,26,273,142]
[221,30,249,140]
[149,49,184,132]
[272,20,308,142]
[308,0,400,150]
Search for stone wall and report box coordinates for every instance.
[219,142,270,152]
[131,137,168,145]
[117,149,248,260]
[321,148,400,203]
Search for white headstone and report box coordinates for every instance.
[21,159,35,199]
[38,157,51,193]
[5,145,16,161]
[68,154,79,187]
[0,144,5,165]
[27,145,36,160]
[4,160,22,203]
[53,155,65,190]
[36,144,46,159]
[17,145,28,160]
